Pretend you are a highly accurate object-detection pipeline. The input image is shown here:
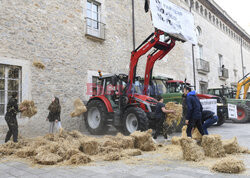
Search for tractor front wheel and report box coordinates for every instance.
[123,107,148,135]
[85,100,109,134]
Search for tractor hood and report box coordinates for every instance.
[133,94,158,105]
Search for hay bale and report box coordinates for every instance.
[165,102,182,126]
[180,137,205,162]
[181,125,202,140]
[222,137,240,154]
[171,136,182,145]
[201,135,225,158]
[35,151,63,165]
[79,138,99,155]
[211,157,245,173]
[70,98,87,117]
[19,100,37,118]
[115,133,135,149]
[33,61,45,69]
[104,153,121,161]
[69,153,91,165]
[130,130,156,151]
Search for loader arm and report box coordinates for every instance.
[127,30,165,94]
[143,39,175,95]
[236,72,250,99]
[243,82,250,99]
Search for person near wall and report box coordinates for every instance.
[46,97,61,133]
[5,92,26,143]
[201,110,218,135]
[153,95,175,139]
[184,87,204,137]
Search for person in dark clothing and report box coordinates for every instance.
[5,92,26,143]
[202,110,218,135]
[153,96,175,139]
[46,97,61,133]
[184,87,204,137]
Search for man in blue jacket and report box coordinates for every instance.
[184,87,204,137]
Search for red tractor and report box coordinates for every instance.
[85,30,177,135]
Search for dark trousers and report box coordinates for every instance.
[154,117,164,138]
[5,118,18,143]
[186,119,204,137]
[202,116,218,135]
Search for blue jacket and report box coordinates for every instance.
[186,91,203,121]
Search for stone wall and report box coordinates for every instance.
[0,0,249,137]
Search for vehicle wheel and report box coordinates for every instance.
[216,109,226,126]
[123,107,148,135]
[85,100,109,134]
[232,104,250,123]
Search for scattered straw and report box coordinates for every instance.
[182,125,202,140]
[222,137,240,154]
[70,98,87,117]
[130,130,156,151]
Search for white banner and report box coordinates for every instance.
[228,104,237,119]
[200,99,217,115]
[150,0,197,44]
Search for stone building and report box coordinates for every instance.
[0,0,249,137]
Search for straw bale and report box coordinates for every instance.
[165,102,182,126]
[181,125,202,140]
[130,130,156,151]
[201,135,225,158]
[16,147,36,158]
[104,153,121,161]
[222,137,240,154]
[70,98,87,117]
[180,137,205,162]
[33,61,45,69]
[211,157,245,173]
[99,146,120,154]
[68,130,84,139]
[79,138,99,155]
[19,100,37,118]
[121,149,142,157]
[35,151,63,165]
[69,153,91,165]
[65,149,81,160]
[171,136,182,145]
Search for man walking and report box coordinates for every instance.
[5,92,26,143]
[202,110,218,135]
[184,87,204,137]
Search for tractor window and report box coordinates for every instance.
[154,80,167,95]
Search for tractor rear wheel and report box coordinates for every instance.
[123,107,148,135]
[85,100,109,134]
[232,104,250,123]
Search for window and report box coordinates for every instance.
[196,26,202,36]
[219,54,223,67]
[198,44,203,59]
[87,1,100,29]
[209,12,211,21]
[204,9,207,17]
[200,5,203,15]
[85,1,105,40]
[195,2,199,11]
[0,64,22,116]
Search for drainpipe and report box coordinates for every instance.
[240,38,244,77]
[132,0,135,50]
[189,1,196,90]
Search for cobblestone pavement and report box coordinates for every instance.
[0,122,250,178]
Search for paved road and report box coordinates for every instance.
[0,122,250,178]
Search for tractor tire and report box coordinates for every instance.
[232,104,250,123]
[216,109,226,126]
[123,107,149,135]
[85,100,109,135]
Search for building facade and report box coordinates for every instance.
[0,0,249,137]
